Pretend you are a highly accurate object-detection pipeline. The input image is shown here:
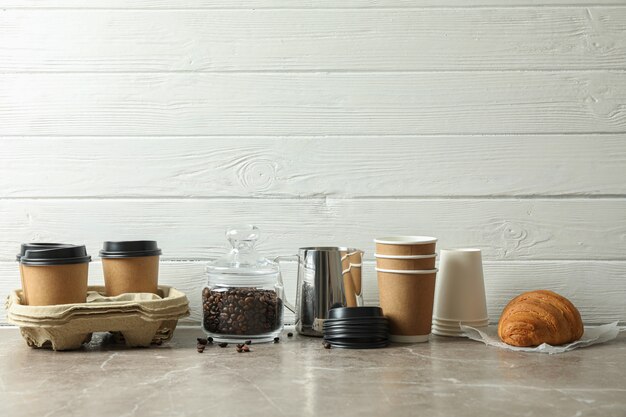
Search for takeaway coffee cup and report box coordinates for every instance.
[376,268,438,343]
[20,245,91,306]
[100,241,162,296]
[17,243,70,304]
[432,248,488,323]
[374,236,437,256]
[375,254,436,270]
[341,249,364,307]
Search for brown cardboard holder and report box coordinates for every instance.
[376,270,437,338]
[5,285,189,351]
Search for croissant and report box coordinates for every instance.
[498,290,583,347]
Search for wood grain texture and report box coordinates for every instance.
[2,8,626,71]
[1,260,624,325]
[2,1,626,8]
[0,198,624,261]
[1,135,626,198]
[2,72,626,135]
[1,0,624,331]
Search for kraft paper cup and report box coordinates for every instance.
[376,268,437,343]
[340,249,364,307]
[432,248,488,323]
[375,254,436,270]
[374,236,437,256]
[20,246,91,306]
[17,243,70,304]
[100,241,162,296]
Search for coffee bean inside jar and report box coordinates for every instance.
[203,287,284,336]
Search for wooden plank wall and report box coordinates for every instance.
[0,0,624,325]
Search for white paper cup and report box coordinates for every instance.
[432,248,488,323]
[431,326,466,337]
[432,319,488,332]
[432,317,489,326]
[431,324,464,333]
[432,319,486,328]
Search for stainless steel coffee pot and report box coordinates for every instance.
[277,247,364,337]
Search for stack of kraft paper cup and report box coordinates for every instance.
[374,236,438,343]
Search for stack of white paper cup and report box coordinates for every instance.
[432,248,488,337]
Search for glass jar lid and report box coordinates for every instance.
[207,225,279,285]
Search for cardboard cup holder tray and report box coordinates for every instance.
[5,286,190,350]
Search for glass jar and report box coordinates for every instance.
[202,225,285,343]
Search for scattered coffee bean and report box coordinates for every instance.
[218,342,228,348]
[202,287,283,337]
[287,332,293,338]
[242,345,250,353]
[273,337,280,343]
[207,337,213,344]
[197,337,208,345]
[236,343,245,349]
[323,342,331,349]
[236,346,243,353]
[245,340,251,345]
[197,344,205,353]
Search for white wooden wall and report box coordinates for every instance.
[1,0,625,326]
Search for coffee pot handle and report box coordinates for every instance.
[273,255,298,314]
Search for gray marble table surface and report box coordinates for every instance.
[0,327,624,417]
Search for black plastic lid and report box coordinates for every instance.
[324,334,388,341]
[323,308,389,347]
[324,317,389,326]
[323,329,389,338]
[99,241,162,258]
[328,307,384,320]
[323,339,389,349]
[16,243,70,261]
[21,245,91,266]
[323,323,389,332]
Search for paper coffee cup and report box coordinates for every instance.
[343,270,358,308]
[374,236,437,256]
[376,268,437,343]
[375,254,436,270]
[340,248,363,302]
[100,241,162,296]
[432,317,489,326]
[432,248,488,323]
[20,246,91,306]
[17,243,70,304]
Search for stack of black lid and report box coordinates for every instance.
[323,307,389,349]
